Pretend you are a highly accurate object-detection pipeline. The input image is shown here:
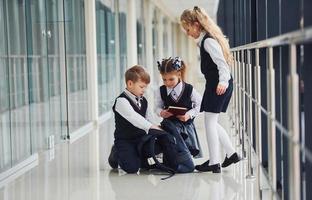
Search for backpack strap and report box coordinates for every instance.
[148,133,176,180]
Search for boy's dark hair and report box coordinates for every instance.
[125,65,150,84]
[157,57,186,80]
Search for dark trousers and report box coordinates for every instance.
[114,130,164,173]
[114,128,194,173]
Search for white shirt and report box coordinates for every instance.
[197,32,231,88]
[155,81,202,119]
[114,89,153,134]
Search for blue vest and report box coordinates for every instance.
[160,82,194,122]
[200,33,219,88]
[112,92,148,140]
[159,82,193,110]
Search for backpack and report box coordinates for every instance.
[139,119,194,179]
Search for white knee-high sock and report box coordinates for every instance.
[204,112,221,165]
[216,123,236,157]
[204,112,236,165]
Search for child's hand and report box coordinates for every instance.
[160,109,174,118]
[151,125,163,131]
[176,114,191,122]
[216,84,227,95]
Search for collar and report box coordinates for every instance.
[166,81,184,96]
[124,89,142,103]
[196,31,206,47]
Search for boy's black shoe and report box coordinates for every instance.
[108,145,118,169]
[221,152,241,168]
[195,160,221,173]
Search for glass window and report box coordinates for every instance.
[26,0,66,151]
[27,0,51,152]
[46,0,67,142]
[96,0,117,115]
[118,0,127,89]
[6,0,32,165]
[163,18,169,57]
[152,9,160,86]
[64,0,90,132]
[136,0,145,66]
[0,0,11,172]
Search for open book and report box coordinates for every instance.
[167,106,188,116]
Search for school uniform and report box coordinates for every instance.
[112,89,194,173]
[155,81,202,157]
[112,89,158,173]
[197,32,233,113]
[194,32,237,168]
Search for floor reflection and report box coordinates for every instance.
[105,169,242,200]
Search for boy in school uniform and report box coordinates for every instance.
[108,65,171,173]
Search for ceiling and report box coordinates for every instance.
[156,0,219,22]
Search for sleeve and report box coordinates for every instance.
[115,97,152,133]
[145,103,158,125]
[186,87,202,118]
[204,38,231,88]
[154,88,164,116]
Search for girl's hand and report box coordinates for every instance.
[160,109,174,118]
[216,84,227,95]
[176,114,191,122]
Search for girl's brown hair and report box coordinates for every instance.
[157,57,186,81]
[125,65,150,84]
[180,6,233,65]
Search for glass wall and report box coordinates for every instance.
[0,0,69,172]
[118,0,127,89]
[136,0,145,66]
[64,0,90,131]
[5,0,32,166]
[163,18,169,58]
[1,0,87,173]
[96,0,117,115]
[0,0,11,172]
[46,0,67,141]
[152,9,160,86]
[27,0,66,152]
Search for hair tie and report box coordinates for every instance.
[157,61,161,71]
[193,6,200,12]
[172,57,182,70]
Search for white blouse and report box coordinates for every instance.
[114,89,154,134]
[154,81,202,119]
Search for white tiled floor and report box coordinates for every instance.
[0,113,276,200]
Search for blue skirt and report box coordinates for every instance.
[200,78,233,113]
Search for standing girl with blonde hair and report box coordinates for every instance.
[180,6,240,173]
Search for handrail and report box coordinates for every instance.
[230,27,312,200]
[231,26,312,51]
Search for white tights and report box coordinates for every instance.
[204,112,236,165]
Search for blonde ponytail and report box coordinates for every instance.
[181,7,233,66]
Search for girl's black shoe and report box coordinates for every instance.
[195,161,221,173]
[221,152,241,168]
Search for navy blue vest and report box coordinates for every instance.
[160,82,193,115]
[200,33,219,88]
[112,92,148,140]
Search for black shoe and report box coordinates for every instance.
[108,145,118,169]
[221,152,241,168]
[195,160,221,173]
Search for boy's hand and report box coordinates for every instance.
[216,84,227,95]
[150,125,163,131]
[160,109,174,118]
[176,114,191,122]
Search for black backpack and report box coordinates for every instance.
[139,119,194,179]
